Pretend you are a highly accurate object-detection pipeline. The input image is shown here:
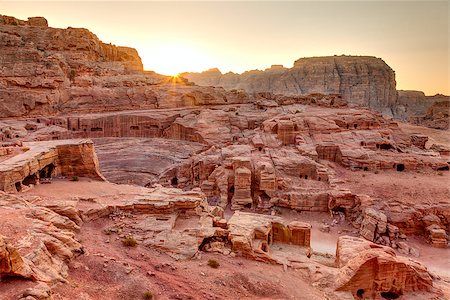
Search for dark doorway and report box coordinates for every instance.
[39,163,55,178]
[396,164,405,172]
[171,177,178,187]
[23,174,38,186]
[356,289,364,298]
[15,182,22,192]
[381,291,400,299]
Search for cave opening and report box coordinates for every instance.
[380,291,400,299]
[23,174,38,186]
[396,164,405,172]
[261,242,269,252]
[356,289,364,298]
[379,144,393,150]
[171,177,178,187]
[437,165,449,171]
[332,206,346,214]
[39,163,55,178]
[15,182,22,192]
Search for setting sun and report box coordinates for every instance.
[141,42,215,76]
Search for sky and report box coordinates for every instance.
[1,1,448,95]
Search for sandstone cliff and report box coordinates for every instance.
[0,15,243,118]
[183,56,399,116]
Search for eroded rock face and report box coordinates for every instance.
[0,192,83,283]
[0,15,248,118]
[183,56,398,116]
[335,236,438,299]
[0,139,104,192]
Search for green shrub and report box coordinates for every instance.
[143,291,153,300]
[70,176,79,181]
[122,236,137,247]
[21,147,30,152]
[207,259,220,269]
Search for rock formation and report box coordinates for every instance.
[183,56,398,116]
[184,62,450,129]
[0,15,247,118]
[335,236,439,299]
[0,14,449,300]
[0,139,104,192]
[397,91,449,129]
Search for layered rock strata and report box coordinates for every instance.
[0,139,104,192]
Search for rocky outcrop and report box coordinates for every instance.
[0,192,83,283]
[0,15,249,118]
[335,236,439,299]
[398,91,449,129]
[183,56,398,116]
[0,139,104,192]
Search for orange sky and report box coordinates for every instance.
[1,1,449,95]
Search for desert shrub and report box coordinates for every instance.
[143,291,153,300]
[21,147,30,152]
[374,170,379,174]
[122,236,137,247]
[70,176,79,181]
[207,259,220,269]
[437,171,443,176]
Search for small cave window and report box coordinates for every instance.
[300,175,303,179]
[36,119,41,123]
[15,182,22,192]
[354,124,358,129]
[304,175,308,180]
[360,141,365,146]
[356,289,365,298]
[130,125,140,130]
[318,177,321,181]
[244,203,252,209]
[437,165,449,171]
[396,164,405,172]
[261,242,269,252]
[171,177,178,186]
[380,291,400,299]
[363,167,368,171]
[379,144,393,150]
[258,147,262,151]
[90,127,103,132]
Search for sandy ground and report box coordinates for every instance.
[337,166,450,206]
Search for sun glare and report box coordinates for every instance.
[141,42,214,76]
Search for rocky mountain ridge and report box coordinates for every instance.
[183,60,449,129]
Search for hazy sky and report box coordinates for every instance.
[1,1,448,94]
